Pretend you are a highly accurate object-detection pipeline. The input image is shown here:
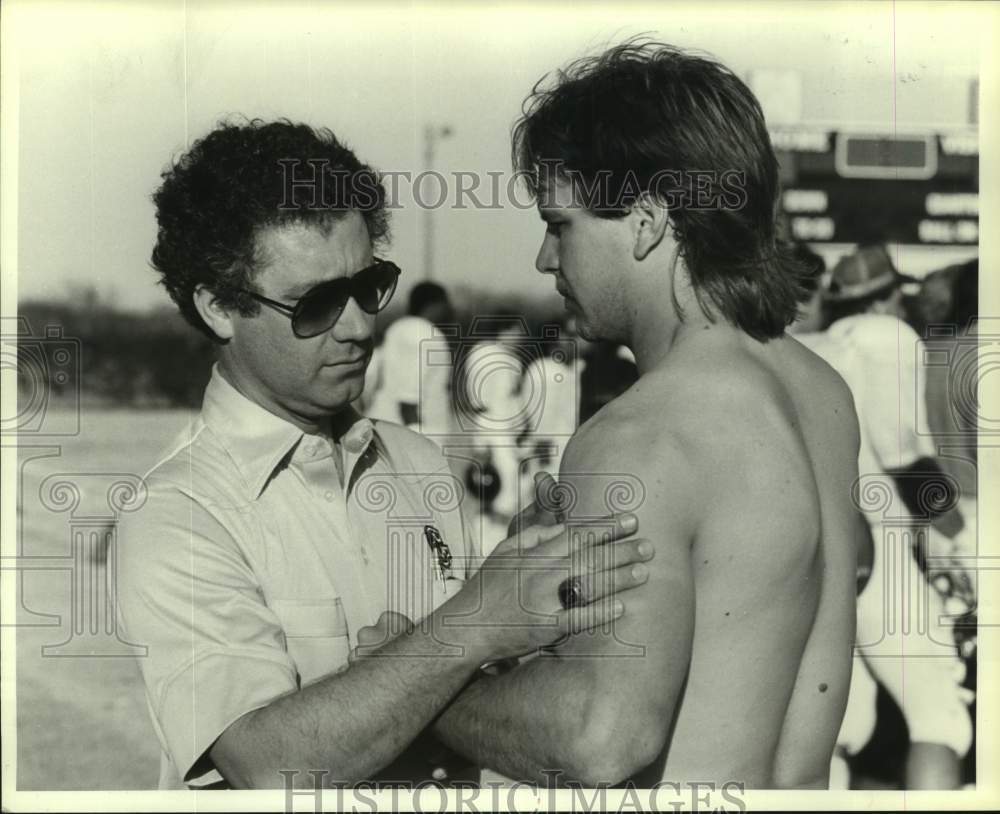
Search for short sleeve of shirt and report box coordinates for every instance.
[114,478,298,787]
[846,316,936,470]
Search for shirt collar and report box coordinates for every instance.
[201,365,378,499]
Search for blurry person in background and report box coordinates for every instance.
[116,119,655,789]
[787,242,827,336]
[913,258,979,503]
[408,280,456,328]
[794,245,974,789]
[457,316,531,527]
[913,260,979,779]
[362,281,455,434]
[577,321,638,424]
[911,257,979,599]
[519,315,582,486]
[821,244,916,324]
[432,40,863,788]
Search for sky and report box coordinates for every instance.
[6,0,990,312]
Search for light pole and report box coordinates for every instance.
[422,123,453,280]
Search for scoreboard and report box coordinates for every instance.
[772,127,979,248]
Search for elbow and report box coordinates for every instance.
[563,707,667,787]
[213,754,285,790]
[211,716,315,790]
[227,761,329,790]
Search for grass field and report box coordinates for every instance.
[16,408,196,790]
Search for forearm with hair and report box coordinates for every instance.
[212,622,480,788]
[433,656,598,785]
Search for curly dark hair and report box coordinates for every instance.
[151,118,390,340]
[512,38,811,341]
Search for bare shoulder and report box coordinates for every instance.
[560,385,704,536]
[786,335,862,458]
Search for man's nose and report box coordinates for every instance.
[535,233,559,275]
[332,296,374,342]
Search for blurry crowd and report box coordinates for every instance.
[356,244,979,791]
[357,282,638,548]
[791,245,978,790]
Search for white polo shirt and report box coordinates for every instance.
[115,367,473,788]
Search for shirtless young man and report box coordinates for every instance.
[431,41,863,789]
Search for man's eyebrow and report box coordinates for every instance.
[282,279,333,299]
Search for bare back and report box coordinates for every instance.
[568,332,859,789]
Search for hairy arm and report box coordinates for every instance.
[212,611,484,788]
[434,423,698,786]
[212,514,644,788]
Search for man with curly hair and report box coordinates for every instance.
[114,119,654,789]
[431,40,864,789]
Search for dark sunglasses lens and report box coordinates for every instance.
[293,280,350,337]
[354,262,400,314]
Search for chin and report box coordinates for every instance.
[574,319,602,343]
[314,376,366,411]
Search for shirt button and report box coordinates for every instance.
[325,491,334,501]
[431,767,448,781]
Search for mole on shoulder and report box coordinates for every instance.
[819,683,828,693]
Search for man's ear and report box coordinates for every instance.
[630,192,672,261]
[193,285,236,341]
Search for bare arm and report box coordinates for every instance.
[210,519,648,788]
[211,608,483,788]
[434,427,698,786]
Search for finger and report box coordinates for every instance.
[533,471,566,523]
[356,624,385,648]
[556,597,626,638]
[571,537,653,578]
[357,611,413,647]
[378,610,414,639]
[534,470,556,489]
[563,512,640,554]
[533,470,558,503]
[507,503,540,537]
[569,560,651,607]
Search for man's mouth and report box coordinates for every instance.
[326,354,369,367]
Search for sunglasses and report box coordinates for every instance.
[238,259,401,338]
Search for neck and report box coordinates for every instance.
[629,306,715,376]
[626,256,717,376]
[218,357,334,435]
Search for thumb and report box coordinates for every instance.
[378,610,413,638]
[519,522,566,551]
[534,470,558,499]
[534,470,565,518]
